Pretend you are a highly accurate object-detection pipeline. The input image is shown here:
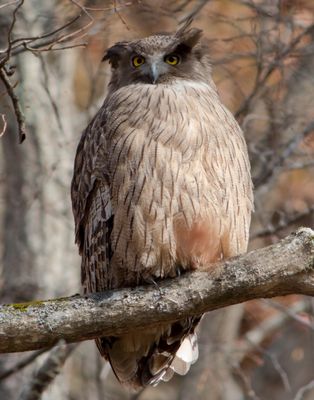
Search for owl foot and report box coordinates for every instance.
[145,277,164,300]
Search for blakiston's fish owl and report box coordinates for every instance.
[71,22,253,388]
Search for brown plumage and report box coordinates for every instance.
[71,21,253,389]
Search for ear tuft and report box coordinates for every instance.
[178,28,203,49]
[102,42,129,68]
[175,17,194,37]
[175,19,203,49]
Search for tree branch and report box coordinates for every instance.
[0,228,313,354]
[0,67,26,143]
[0,348,47,381]
[18,342,76,400]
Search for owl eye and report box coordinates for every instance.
[164,54,180,65]
[132,55,145,67]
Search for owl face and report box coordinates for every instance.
[103,24,211,90]
[127,50,185,84]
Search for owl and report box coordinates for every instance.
[71,21,253,389]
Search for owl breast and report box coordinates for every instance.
[102,79,252,288]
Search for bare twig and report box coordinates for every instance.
[18,342,76,400]
[55,1,94,45]
[251,207,314,239]
[294,380,314,400]
[242,300,311,352]
[267,351,292,393]
[112,0,131,30]
[0,5,91,61]
[0,67,26,142]
[253,119,314,188]
[0,0,99,144]
[83,2,134,13]
[264,299,314,330]
[7,13,81,50]
[282,161,314,172]
[0,0,24,67]
[0,1,19,11]
[179,0,211,23]
[233,366,261,400]
[0,114,7,137]
[21,42,87,53]
[235,19,314,120]
[38,55,64,134]
[0,348,48,381]
[239,0,277,18]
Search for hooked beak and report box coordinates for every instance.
[150,62,159,84]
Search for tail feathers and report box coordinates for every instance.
[149,333,199,386]
[158,367,174,383]
[168,334,199,376]
[109,351,138,383]
[98,334,149,388]
[97,322,200,389]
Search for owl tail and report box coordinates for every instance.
[97,319,200,389]
[149,333,199,385]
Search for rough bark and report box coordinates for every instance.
[0,228,313,354]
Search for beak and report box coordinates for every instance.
[151,62,159,84]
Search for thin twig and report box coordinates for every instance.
[0,348,48,381]
[83,2,134,12]
[38,54,64,134]
[0,67,26,142]
[1,8,90,59]
[246,301,309,343]
[0,0,24,67]
[179,0,211,23]
[0,0,19,10]
[294,380,314,400]
[0,114,7,137]
[8,13,82,48]
[251,207,314,239]
[267,351,292,393]
[235,21,314,119]
[233,366,261,400]
[64,0,95,44]
[18,342,77,400]
[263,299,314,330]
[254,120,314,187]
[112,0,130,30]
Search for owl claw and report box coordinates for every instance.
[146,277,163,300]
[176,265,182,276]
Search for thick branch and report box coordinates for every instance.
[0,228,313,353]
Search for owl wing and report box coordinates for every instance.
[202,104,254,258]
[71,108,112,293]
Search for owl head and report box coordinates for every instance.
[103,22,211,90]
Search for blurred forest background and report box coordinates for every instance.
[0,0,314,399]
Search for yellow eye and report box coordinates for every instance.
[132,55,145,67]
[164,54,180,65]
